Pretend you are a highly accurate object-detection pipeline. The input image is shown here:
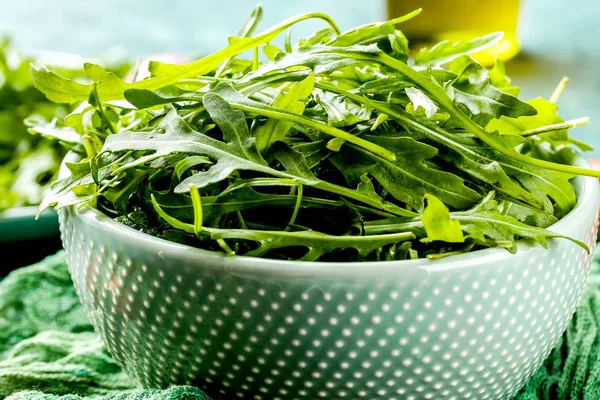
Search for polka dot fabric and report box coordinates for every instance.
[58,176,599,400]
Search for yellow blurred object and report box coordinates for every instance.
[387,0,520,66]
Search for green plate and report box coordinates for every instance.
[0,206,59,243]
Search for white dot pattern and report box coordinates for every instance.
[58,201,599,400]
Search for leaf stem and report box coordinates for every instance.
[286,184,303,229]
[314,181,417,217]
[236,210,248,229]
[214,5,264,78]
[216,239,235,255]
[550,76,569,104]
[189,184,203,235]
[92,84,115,134]
[315,81,367,104]
[82,135,97,158]
[230,102,396,161]
[518,117,589,137]
[362,218,422,235]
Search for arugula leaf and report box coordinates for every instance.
[327,9,421,47]
[337,135,481,210]
[488,58,519,96]
[210,82,396,160]
[448,55,537,119]
[314,87,371,127]
[404,87,437,119]
[373,50,600,178]
[421,194,464,242]
[100,108,411,217]
[153,186,346,225]
[359,78,413,95]
[25,117,82,150]
[214,5,264,78]
[414,32,503,67]
[254,73,314,153]
[104,109,276,192]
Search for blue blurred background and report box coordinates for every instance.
[2,0,599,156]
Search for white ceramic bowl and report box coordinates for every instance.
[59,157,599,400]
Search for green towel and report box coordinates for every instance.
[1,249,599,400]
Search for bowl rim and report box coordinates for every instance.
[63,153,599,275]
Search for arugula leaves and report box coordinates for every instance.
[364,192,587,256]
[0,39,129,212]
[35,6,595,261]
[31,12,341,103]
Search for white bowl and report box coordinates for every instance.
[59,156,599,400]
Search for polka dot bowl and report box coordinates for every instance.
[58,157,599,400]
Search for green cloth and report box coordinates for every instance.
[6,387,211,400]
[0,252,209,400]
[1,249,600,400]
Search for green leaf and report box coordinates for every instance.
[488,58,519,96]
[453,192,588,253]
[203,92,265,165]
[359,77,413,95]
[103,106,285,193]
[263,44,283,61]
[327,9,421,47]
[152,185,352,225]
[414,32,504,67]
[487,97,593,152]
[449,56,537,119]
[102,109,409,217]
[254,73,314,153]
[242,44,382,82]
[363,192,588,253]
[314,87,371,127]
[214,5,264,78]
[421,194,464,243]
[124,85,202,109]
[405,87,437,119]
[500,201,558,229]
[487,98,560,133]
[34,10,596,261]
[25,117,82,148]
[386,31,410,62]
[295,28,335,48]
[336,135,482,210]
[38,155,116,214]
[291,141,331,168]
[174,156,212,180]
[29,64,91,103]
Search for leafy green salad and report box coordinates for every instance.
[0,39,130,213]
[0,39,74,212]
[31,7,599,261]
